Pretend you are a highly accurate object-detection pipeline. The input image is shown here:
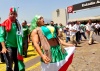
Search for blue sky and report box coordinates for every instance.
[0,0,100,23]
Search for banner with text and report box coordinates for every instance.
[73,0,100,11]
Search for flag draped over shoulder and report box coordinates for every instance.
[16,20,25,71]
[0,19,12,32]
[41,47,75,71]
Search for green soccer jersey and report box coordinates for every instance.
[0,23,18,48]
[22,25,29,39]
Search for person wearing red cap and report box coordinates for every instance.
[0,7,25,71]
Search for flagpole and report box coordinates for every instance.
[0,17,1,22]
[17,7,19,19]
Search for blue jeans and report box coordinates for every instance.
[3,47,19,71]
[66,37,70,42]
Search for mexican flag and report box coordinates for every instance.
[41,46,75,71]
[16,27,25,71]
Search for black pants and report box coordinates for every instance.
[0,44,5,62]
[76,31,81,43]
[95,28,100,35]
[23,37,28,57]
[80,32,87,40]
[99,28,100,35]
[3,47,19,71]
[97,28,100,35]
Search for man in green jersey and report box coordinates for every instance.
[0,7,25,71]
[22,20,29,57]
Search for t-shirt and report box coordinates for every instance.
[80,24,86,32]
[22,25,29,39]
[66,31,70,37]
[0,23,18,47]
[74,24,80,32]
[86,23,96,31]
[95,23,100,29]
[69,25,76,36]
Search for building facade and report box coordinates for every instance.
[52,9,68,26]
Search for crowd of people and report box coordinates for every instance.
[0,7,100,71]
[0,7,75,71]
[55,20,100,46]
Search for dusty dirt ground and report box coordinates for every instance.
[68,40,100,71]
[32,39,100,71]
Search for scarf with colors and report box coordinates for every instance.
[0,19,25,71]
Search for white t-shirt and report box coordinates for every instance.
[86,23,95,31]
[74,24,80,32]
[95,23,100,29]
[66,31,70,37]
[69,25,76,36]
